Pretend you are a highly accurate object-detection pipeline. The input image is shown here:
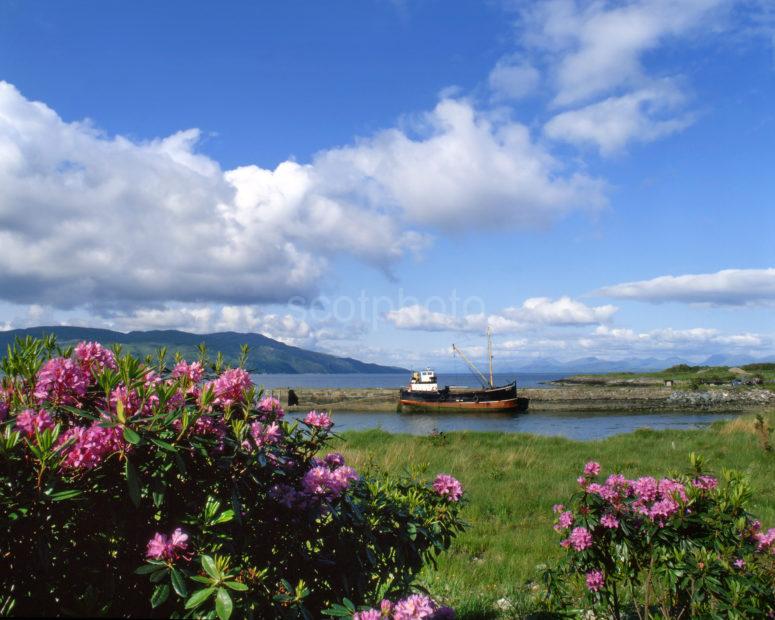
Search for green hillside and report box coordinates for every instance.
[0,327,407,374]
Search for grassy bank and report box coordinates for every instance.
[333,412,775,618]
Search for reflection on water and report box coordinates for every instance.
[288,410,736,441]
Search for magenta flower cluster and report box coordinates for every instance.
[432,474,463,502]
[58,423,126,469]
[207,368,253,407]
[74,341,118,375]
[34,357,89,406]
[301,463,359,499]
[15,408,55,437]
[304,410,333,429]
[585,569,605,592]
[354,594,454,619]
[146,528,190,561]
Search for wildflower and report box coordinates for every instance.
[353,611,381,620]
[58,422,125,469]
[600,513,619,529]
[433,474,463,502]
[324,452,346,468]
[733,558,746,569]
[554,511,574,532]
[585,569,605,592]
[754,528,775,553]
[692,475,718,491]
[552,503,565,514]
[250,421,282,448]
[170,360,204,383]
[304,410,333,429]
[145,528,190,561]
[208,368,253,408]
[34,357,89,406]
[568,527,593,551]
[15,409,55,437]
[583,461,601,476]
[393,594,437,620]
[74,341,117,375]
[257,396,284,419]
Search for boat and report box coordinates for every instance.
[398,329,529,413]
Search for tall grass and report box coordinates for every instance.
[333,412,775,618]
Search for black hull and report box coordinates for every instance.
[398,381,528,413]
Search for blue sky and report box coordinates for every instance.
[0,0,773,368]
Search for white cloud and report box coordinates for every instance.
[0,83,606,314]
[521,0,728,106]
[544,83,694,155]
[598,268,775,305]
[315,98,606,231]
[588,324,770,354]
[503,296,618,325]
[385,296,616,332]
[488,56,540,101]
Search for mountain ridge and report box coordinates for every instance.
[0,326,408,374]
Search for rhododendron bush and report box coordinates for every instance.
[0,337,465,618]
[541,455,775,618]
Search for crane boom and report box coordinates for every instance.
[452,344,489,388]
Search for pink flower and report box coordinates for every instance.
[208,368,253,408]
[109,385,145,417]
[15,408,55,437]
[250,421,282,448]
[145,528,190,561]
[324,452,346,468]
[584,461,601,477]
[34,357,89,406]
[304,410,333,429]
[173,415,227,451]
[380,599,394,615]
[170,360,204,383]
[433,474,463,502]
[692,475,718,491]
[733,558,746,569]
[301,464,358,499]
[568,527,593,551]
[393,594,437,620]
[74,341,117,375]
[58,422,125,469]
[554,511,574,532]
[600,513,619,529]
[353,611,381,620]
[552,503,565,514]
[754,528,775,553]
[257,396,284,419]
[585,569,605,592]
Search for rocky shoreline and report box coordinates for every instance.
[261,385,775,413]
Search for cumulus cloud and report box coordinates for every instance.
[0,82,606,314]
[385,296,616,332]
[598,268,775,305]
[520,0,727,106]
[586,324,770,354]
[544,83,694,155]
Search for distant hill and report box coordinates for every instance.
[496,354,775,373]
[0,326,408,374]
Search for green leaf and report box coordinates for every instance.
[123,426,141,445]
[125,458,141,507]
[170,567,188,597]
[201,555,220,580]
[150,437,178,452]
[185,587,216,610]
[215,588,233,620]
[48,489,82,502]
[135,563,164,575]
[224,581,248,591]
[151,583,170,608]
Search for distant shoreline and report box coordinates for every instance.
[263,385,775,413]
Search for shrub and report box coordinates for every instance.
[0,337,465,618]
[541,454,775,618]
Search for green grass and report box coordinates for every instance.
[581,363,775,386]
[333,412,775,618]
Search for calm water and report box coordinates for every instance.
[251,372,569,389]
[287,410,736,441]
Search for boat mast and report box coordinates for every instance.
[487,326,494,388]
[452,343,489,388]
